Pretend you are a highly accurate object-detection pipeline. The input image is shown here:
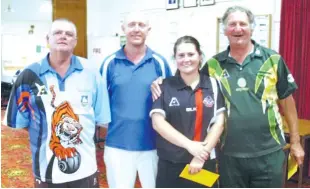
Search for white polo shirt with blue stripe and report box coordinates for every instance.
[4,54,111,183]
[100,46,172,151]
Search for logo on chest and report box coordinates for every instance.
[203,96,214,108]
[81,95,89,107]
[169,97,180,107]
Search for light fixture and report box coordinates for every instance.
[4,3,15,13]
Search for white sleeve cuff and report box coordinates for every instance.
[149,109,166,118]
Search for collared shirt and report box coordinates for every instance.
[100,46,172,151]
[203,40,298,157]
[4,54,111,183]
[150,73,225,163]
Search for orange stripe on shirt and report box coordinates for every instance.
[17,91,36,120]
[193,89,203,141]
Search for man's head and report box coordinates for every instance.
[47,18,77,53]
[222,6,255,48]
[122,11,151,47]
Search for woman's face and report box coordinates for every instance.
[175,43,201,75]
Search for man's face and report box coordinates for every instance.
[122,13,150,47]
[47,21,77,53]
[224,11,252,48]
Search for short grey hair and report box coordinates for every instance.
[49,18,77,37]
[222,6,255,30]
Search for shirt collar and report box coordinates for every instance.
[175,72,211,90]
[217,39,263,62]
[115,45,154,61]
[39,53,83,75]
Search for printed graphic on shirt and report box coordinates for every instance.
[236,77,248,92]
[254,54,281,144]
[208,58,232,96]
[35,83,48,96]
[81,95,89,107]
[287,74,295,83]
[208,58,231,116]
[48,85,83,174]
[169,97,180,107]
[221,69,230,78]
[203,96,214,108]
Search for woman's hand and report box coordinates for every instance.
[185,141,210,161]
[189,157,205,174]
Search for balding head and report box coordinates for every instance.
[122,11,151,47]
[123,11,149,27]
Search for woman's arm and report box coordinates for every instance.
[188,112,225,174]
[152,113,209,160]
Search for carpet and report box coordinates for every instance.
[2,109,309,188]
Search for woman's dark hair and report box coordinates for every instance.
[173,35,208,76]
[173,36,202,57]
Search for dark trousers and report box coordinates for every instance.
[219,149,285,188]
[156,158,217,188]
[34,171,99,188]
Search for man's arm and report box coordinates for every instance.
[279,95,304,165]
[151,77,163,101]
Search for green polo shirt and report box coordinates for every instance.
[201,40,298,157]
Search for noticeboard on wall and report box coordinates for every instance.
[216,14,272,53]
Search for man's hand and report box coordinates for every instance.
[290,142,305,165]
[189,157,205,174]
[185,141,210,161]
[151,77,163,101]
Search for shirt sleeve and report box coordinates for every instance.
[163,58,173,77]
[276,57,298,99]
[94,71,111,126]
[215,80,226,114]
[3,72,30,128]
[149,83,166,118]
[208,78,226,128]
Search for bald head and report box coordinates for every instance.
[123,11,149,27]
[122,11,151,47]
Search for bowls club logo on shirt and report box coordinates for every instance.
[203,96,214,108]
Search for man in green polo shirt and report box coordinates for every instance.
[199,6,305,187]
[151,5,305,188]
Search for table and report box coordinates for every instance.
[283,118,310,188]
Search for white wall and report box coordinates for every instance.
[1,0,282,80]
[1,0,52,82]
[87,0,282,69]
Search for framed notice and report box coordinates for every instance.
[166,0,179,10]
[199,0,215,6]
[216,14,272,53]
[184,0,197,8]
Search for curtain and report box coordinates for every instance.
[279,0,310,120]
